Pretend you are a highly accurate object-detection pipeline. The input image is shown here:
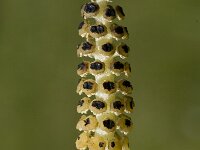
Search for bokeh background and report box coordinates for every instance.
[0,0,200,150]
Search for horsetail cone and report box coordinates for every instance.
[76,0,135,149]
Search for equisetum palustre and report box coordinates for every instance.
[76,0,135,149]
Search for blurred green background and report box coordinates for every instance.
[0,0,200,150]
